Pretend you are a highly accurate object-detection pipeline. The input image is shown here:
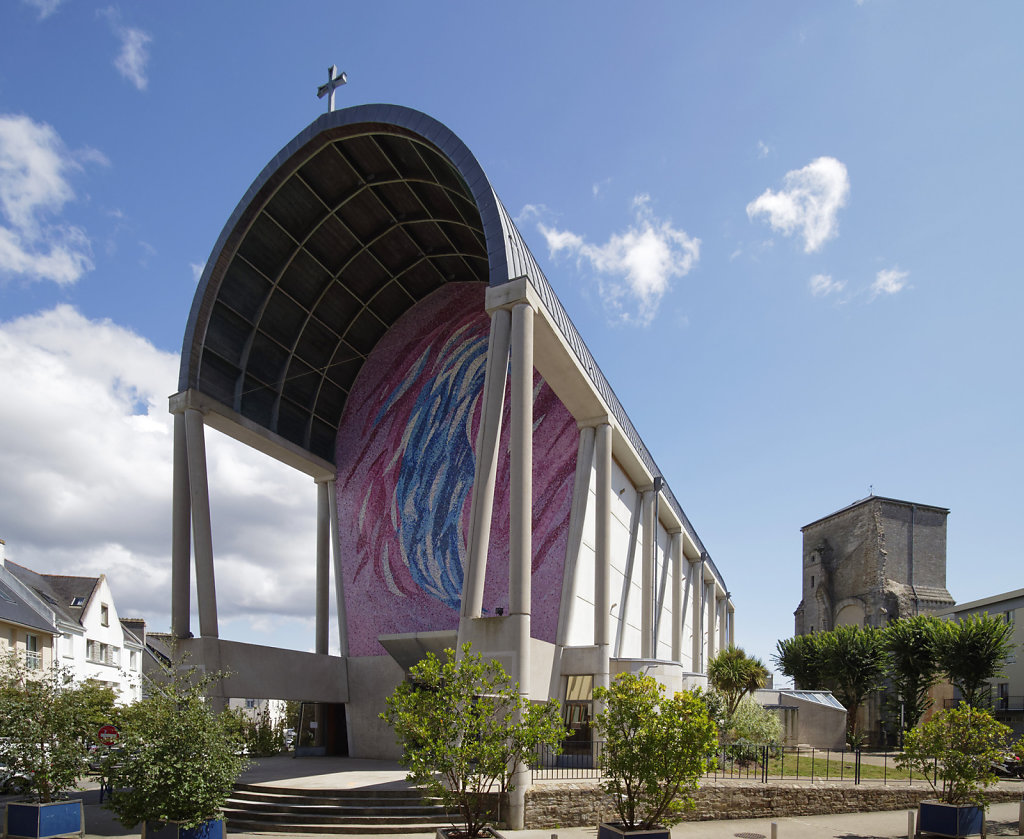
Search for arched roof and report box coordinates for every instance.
[181,105,523,462]
[179,104,725,585]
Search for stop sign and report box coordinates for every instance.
[97,724,119,745]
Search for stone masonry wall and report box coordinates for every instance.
[523,781,1023,828]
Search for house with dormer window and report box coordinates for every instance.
[4,555,144,703]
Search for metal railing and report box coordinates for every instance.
[533,742,935,786]
[944,696,1024,712]
[24,650,42,670]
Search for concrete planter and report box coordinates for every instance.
[141,817,226,839]
[596,823,669,839]
[4,800,84,839]
[917,801,985,838]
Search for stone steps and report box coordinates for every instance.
[224,784,450,835]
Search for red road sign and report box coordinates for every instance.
[97,724,119,745]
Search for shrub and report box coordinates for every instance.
[593,673,717,830]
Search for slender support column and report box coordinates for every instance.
[328,479,349,657]
[718,595,727,652]
[461,309,512,622]
[184,408,218,638]
[315,480,330,655]
[705,579,716,666]
[640,488,655,659]
[555,426,595,647]
[691,558,703,671]
[727,599,735,648]
[509,302,533,619]
[594,423,612,698]
[508,301,533,832]
[171,412,191,639]
[670,532,683,663]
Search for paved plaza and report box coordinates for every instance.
[27,755,1021,839]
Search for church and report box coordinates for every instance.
[168,104,734,805]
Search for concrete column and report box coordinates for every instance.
[315,480,330,655]
[727,599,735,648]
[640,488,655,659]
[691,558,703,671]
[670,532,683,663]
[594,422,612,698]
[718,595,727,652]
[171,412,191,639]
[508,301,533,832]
[509,302,533,619]
[555,425,595,647]
[705,579,716,667]
[328,479,349,657]
[184,408,218,638]
[461,308,511,622]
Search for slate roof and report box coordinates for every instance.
[0,574,57,635]
[4,561,100,627]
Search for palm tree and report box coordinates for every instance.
[708,646,769,720]
[936,612,1015,708]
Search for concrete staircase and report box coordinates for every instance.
[224,784,451,834]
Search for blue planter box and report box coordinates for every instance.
[141,817,225,839]
[918,801,984,838]
[4,800,84,839]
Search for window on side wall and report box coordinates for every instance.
[100,604,110,627]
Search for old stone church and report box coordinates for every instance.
[795,495,955,634]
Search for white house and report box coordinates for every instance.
[5,558,144,703]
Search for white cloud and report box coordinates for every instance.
[0,114,95,285]
[757,140,772,159]
[100,8,152,91]
[0,306,317,640]
[746,156,850,253]
[871,267,908,297]
[21,0,62,19]
[190,262,205,282]
[537,194,700,327]
[809,273,846,297]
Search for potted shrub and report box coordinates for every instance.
[592,673,717,839]
[896,705,1018,838]
[381,643,565,839]
[103,655,248,839]
[0,652,86,839]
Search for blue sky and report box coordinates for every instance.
[1,1,1021,678]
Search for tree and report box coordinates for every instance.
[592,673,717,831]
[936,612,1015,709]
[896,706,1017,806]
[818,625,888,744]
[708,646,769,720]
[381,644,565,839]
[0,652,85,802]
[721,696,784,764]
[70,678,121,744]
[882,615,943,735]
[104,656,249,830]
[773,633,827,690]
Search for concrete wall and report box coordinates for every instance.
[345,653,406,759]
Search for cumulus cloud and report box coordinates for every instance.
[747,156,850,253]
[537,195,700,326]
[0,306,318,645]
[100,8,152,90]
[21,0,63,19]
[0,114,96,285]
[871,267,908,297]
[809,273,845,297]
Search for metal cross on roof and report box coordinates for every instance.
[317,65,347,113]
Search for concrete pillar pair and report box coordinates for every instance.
[458,299,535,831]
[170,402,348,656]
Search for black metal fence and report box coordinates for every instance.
[533,742,936,786]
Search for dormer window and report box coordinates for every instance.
[71,596,85,607]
